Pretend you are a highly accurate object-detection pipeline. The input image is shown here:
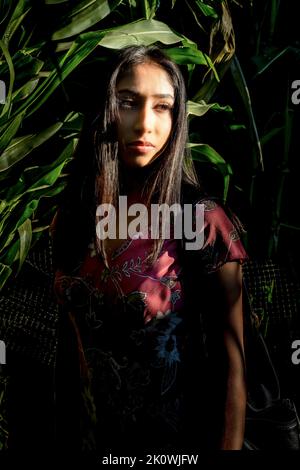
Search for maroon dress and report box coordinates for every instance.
[54,198,248,454]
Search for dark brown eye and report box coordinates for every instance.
[118,98,136,109]
[156,103,173,111]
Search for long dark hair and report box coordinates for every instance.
[52,45,199,272]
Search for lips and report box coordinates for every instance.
[128,140,155,148]
[127,140,155,154]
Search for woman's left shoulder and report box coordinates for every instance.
[193,196,244,235]
[184,191,249,273]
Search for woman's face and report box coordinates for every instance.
[116,62,174,168]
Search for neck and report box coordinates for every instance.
[119,157,163,201]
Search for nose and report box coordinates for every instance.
[134,102,154,134]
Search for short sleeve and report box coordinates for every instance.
[194,199,248,274]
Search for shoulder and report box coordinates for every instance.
[199,199,242,238]
[181,182,228,216]
[184,189,245,239]
[181,186,248,273]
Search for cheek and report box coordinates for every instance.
[160,115,172,141]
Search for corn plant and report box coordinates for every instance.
[232,0,300,259]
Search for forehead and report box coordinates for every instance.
[116,62,174,97]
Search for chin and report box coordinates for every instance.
[121,156,154,168]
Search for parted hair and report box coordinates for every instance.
[52,45,199,272]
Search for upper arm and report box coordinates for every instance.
[215,261,243,312]
[214,261,245,373]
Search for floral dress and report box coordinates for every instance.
[54,199,248,454]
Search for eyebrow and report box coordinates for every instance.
[117,89,174,100]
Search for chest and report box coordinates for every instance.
[102,209,146,257]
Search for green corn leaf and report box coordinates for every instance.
[0,263,12,291]
[0,200,20,233]
[143,0,151,19]
[230,56,263,171]
[0,201,7,214]
[60,112,84,138]
[17,218,32,274]
[223,175,230,201]
[0,180,65,256]
[165,46,219,81]
[260,127,283,146]
[187,100,232,117]
[0,34,103,127]
[252,46,290,78]
[2,0,30,46]
[52,0,123,40]
[0,112,25,155]
[166,46,208,65]
[0,237,20,266]
[229,124,247,131]
[32,225,51,233]
[0,122,63,172]
[189,143,233,175]
[4,138,75,201]
[189,142,232,199]
[12,78,40,102]
[33,180,67,200]
[16,198,38,226]
[142,0,159,19]
[0,198,37,254]
[26,162,66,194]
[0,51,44,87]
[195,0,218,18]
[99,19,182,48]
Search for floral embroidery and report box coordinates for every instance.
[229,228,240,241]
[122,257,142,277]
[171,289,181,306]
[202,199,217,211]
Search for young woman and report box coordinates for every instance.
[52,45,248,456]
